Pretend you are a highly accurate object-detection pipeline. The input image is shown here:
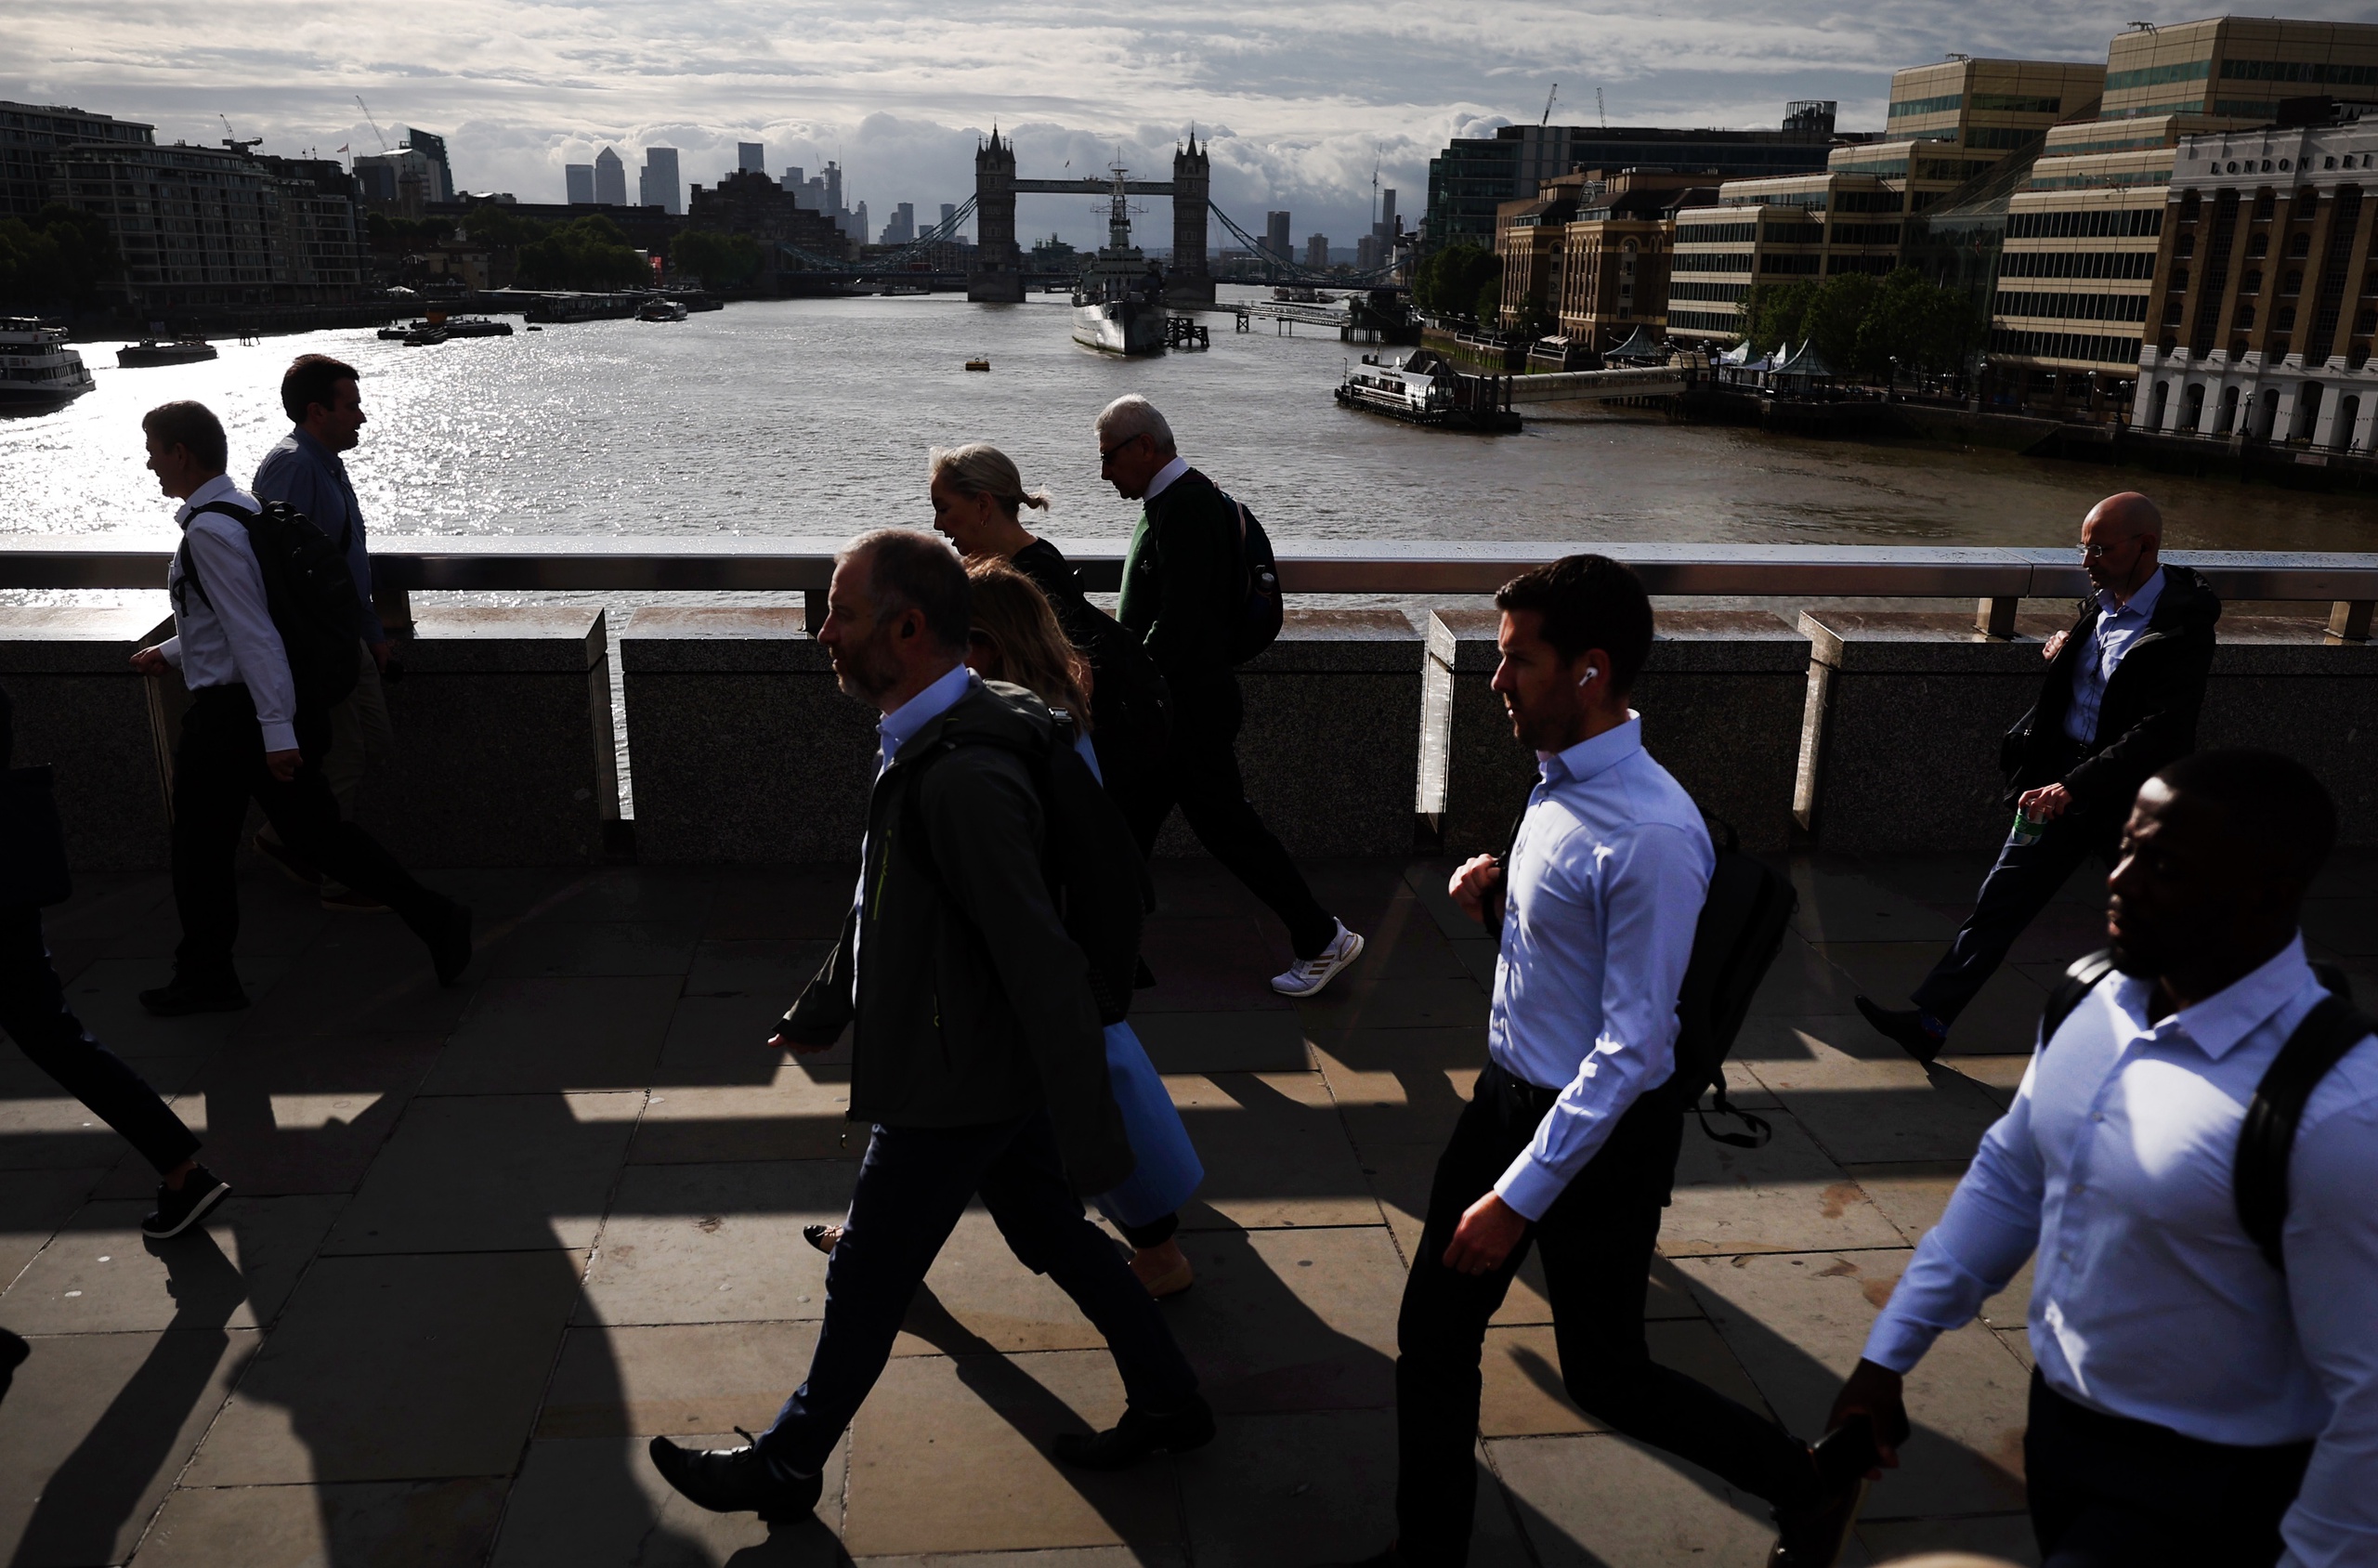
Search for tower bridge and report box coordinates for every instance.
[969,130,1212,307]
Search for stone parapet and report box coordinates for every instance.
[350,605,618,867]
[1427,608,1810,856]
[2198,615,2378,845]
[621,607,877,864]
[0,602,176,870]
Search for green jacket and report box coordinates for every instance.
[779,679,1134,1195]
[1118,467,1241,676]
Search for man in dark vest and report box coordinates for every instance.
[1859,492,2220,1060]
[1093,394,1365,998]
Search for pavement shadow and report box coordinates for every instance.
[8,1229,247,1567]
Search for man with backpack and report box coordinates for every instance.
[647,529,1210,1523]
[1328,556,1861,1568]
[250,354,396,911]
[128,401,470,1015]
[1830,750,2377,1568]
[1093,394,1364,998]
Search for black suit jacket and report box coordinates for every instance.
[2000,563,2221,816]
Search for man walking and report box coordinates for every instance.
[1093,394,1363,997]
[127,401,470,1014]
[1829,751,2378,1567]
[1859,492,2218,1060]
[1332,556,1858,1568]
[251,354,396,911]
[647,529,1210,1522]
[0,686,228,1238]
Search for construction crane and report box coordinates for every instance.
[354,96,390,153]
[1540,84,1560,126]
[216,113,260,151]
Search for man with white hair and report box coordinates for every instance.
[1095,394,1364,997]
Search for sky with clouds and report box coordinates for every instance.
[10,3,2378,247]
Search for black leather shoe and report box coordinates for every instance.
[1853,995,1944,1065]
[1767,1438,1868,1567]
[430,904,473,987]
[137,978,249,1017]
[142,1165,231,1239]
[1051,1394,1215,1470]
[802,1223,843,1255]
[647,1429,822,1521]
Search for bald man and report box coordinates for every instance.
[1860,493,2222,1061]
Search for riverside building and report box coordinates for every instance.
[2130,114,2378,450]
[1,100,153,218]
[1544,171,1718,350]
[1665,173,1912,348]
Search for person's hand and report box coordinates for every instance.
[1442,1191,1527,1275]
[369,639,393,673]
[1448,854,1502,922]
[2042,629,2069,662]
[769,1027,839,1057]
[264,749,301,782]
[129,647,169,676]
[1825,1358,1911,1472]
[2019,782,2072,821]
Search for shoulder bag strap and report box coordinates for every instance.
[2235,993,2373,1273]
[2040,948,2119,1048]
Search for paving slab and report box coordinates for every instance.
[0,1326,255,1568]
[1480,1318,1773,1437]
[1748,934,1864,1018]
[1134,914,1290,1014]
[1173,1072,1381,1230]
[1296,969,1491,1038]
[1163,1225,1403,1415]
[1851,1163,2033,1331]
[1672,1251,2031,1522]
[1,1072,205,1173]
[485,919,703,980]
[424,973,683,1094]
[141,1035,438,1196]
[226,920,478,1044]
[633,1061,854,1164]
[0,1196,344,1334]
[658,991,822,1082]
[128,1478,507,1568]
[1666,1113,1907,1257]
[582,1160,854,1326]
[1788,862,1962,945]
[1180,1413,1533,1566]
[1737,1021,2010,1165]
[185,1250,584,1486]
[840,1350,1176,1558]
[320,1091,642,1254]
[1815,942,2049,1056]
[702,865,862,941]
[0,1165,104,1290]
[540,1320,822,1438]
[1130,1010,1311,1072]
[1488,1430,1800,1567]
[491,1432,849,1567]
[889,1213,1125,1357]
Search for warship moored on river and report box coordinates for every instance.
[1072,166,1168,356]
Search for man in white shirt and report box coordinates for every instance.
[1860,492,2220,1061]
[1331,557,1856,1568]
[1830,749,2378,1568]
[127,402,470,1015]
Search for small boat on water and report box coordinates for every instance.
[117,335,218,367]
[1071,166,1168,357]
[1334,349,1520,432]
[0,319,97,411]
[964,358,990,372]
[638,297,689,322]
[381,314,512,341]
[402,325,447,347]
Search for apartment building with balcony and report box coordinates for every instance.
[2131,116,2378,451]
[1665,173,1909,346]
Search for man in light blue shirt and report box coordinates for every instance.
[1831,751,2378,1568]
[1330,556,1853,1568]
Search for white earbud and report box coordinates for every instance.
[1577,666,1600,686]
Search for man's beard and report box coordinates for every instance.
[834,628,905,703]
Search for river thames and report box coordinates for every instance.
[11,287,2378,554]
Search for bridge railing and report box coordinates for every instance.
[3,540,2372,640]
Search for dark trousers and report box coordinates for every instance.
[1116,671,1334,960]
[757,1109,1199,1476]
[1394,1062,1810,1564]
[170,685,451,984]
[1911,805,2117,1028]
[2027,1371,2311,1568]
[0,905,198,1174]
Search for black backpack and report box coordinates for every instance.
[1483,804,1793,1147]
[179,500,363,712]
[2039,950,2372,1272]
[908,688,1156,1026]
[1222,493,1283,665]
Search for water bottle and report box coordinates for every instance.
[2010,807,2045,847]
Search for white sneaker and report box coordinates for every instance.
[1271,920,1365,998]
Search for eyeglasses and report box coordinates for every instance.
[2080,541,2138,560]
[1098,436,1142,465]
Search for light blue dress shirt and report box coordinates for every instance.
[1487,714,1714,1221]
[157,475,301,753]
[255,427,385,646]
[1863,936,2378,1568]
[2061,565,2165,745]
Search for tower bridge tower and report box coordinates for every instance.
[969,128,1023,303]
[1168,137,1213,307]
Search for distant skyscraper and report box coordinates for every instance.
[1304,233,1328,268]
[738,141,764,174]
[824,162,843,216]
[1265,210,1291,261]
[880,201,915,245]
[639,147,681,214]
[566,163,594,204]
[594,147,626,206]
[1376,188,1397,241]
[398,126,453,202]
[853,199,869,242]
[939,202,956,238]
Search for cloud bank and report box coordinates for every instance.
[9,2,2378,246]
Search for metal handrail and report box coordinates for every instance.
[2,537,2372,604]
